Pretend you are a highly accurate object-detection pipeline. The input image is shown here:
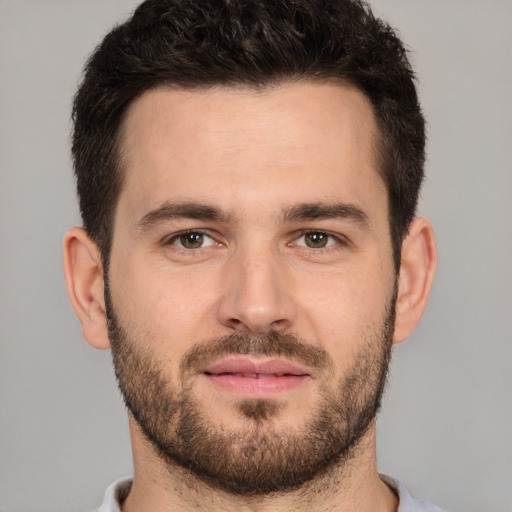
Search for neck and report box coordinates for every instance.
[122,418,398,512]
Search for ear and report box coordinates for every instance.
[393,217,437,344]
[63,227,111,349]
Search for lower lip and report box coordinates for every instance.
[203,373,310,396]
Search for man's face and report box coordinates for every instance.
[107,82,397,494]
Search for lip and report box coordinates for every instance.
[203,357,310,377]
[200,357,312,397]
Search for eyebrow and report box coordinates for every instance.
[282,202,369,227]
[136,201,231,232]
[136,200,370,233]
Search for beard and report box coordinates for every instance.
[105,284,396,497]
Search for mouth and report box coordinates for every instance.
[200,357,312,397]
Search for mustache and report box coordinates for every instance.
[180,331,334,375]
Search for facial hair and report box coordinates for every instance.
[105,284,396,496]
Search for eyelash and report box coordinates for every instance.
[164,230,218,250]
[292,230,348,252]
[164,229,348,253]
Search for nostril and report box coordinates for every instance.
[226,318,243,329]
[215,275,296,334]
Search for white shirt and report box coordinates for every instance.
[94,474,447,511]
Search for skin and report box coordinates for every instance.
[63,82,437,511]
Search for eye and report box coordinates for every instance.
[295,231,339,249]
[170,231,216,249]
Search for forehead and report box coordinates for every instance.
[117,81,386,224]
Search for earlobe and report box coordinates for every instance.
[393,217,437,344]
[63,227,111,350]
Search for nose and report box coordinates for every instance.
[216,247,296,334]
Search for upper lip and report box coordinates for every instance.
[201,357,311,377]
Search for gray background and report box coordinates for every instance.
[0,1,510,510]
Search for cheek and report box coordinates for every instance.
[110,259,221,357]
[295,263,393,364]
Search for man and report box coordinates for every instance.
[63,0,439,510]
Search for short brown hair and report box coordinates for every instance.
[72,0,425,270]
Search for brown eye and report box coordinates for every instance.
[304,232,329,248]
[175,232,213,249]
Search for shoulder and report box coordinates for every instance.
[380,474,451,512]
[92,477,133,512]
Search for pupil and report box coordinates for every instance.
[306,232,328,248]
[181,233,203,248]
